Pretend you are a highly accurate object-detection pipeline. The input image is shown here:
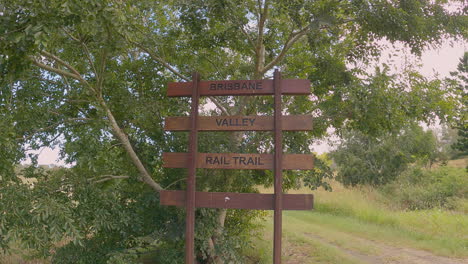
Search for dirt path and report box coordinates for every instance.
[301,232,468,264]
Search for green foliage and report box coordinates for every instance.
[1,168,173,258]
[303,153,334,191]
[448,52,468,155]
[332,124,439,186]
[381,166,468,210]
[0,0,467,262]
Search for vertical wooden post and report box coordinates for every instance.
[186,72,200,264]
[273,69,283,264]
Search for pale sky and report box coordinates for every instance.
[25,39,466,165]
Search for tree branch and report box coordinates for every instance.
[208,96,231,115]
[164,176,201,189]
[34,51,93,91]
[98,98,163,192]
[262,23,312,74]
[239,25,257,55]
[39,51,86,81]
[30,58,82,81]
[257,0,268,49]
[62,28,99,79]
[255,0,269,77]
[129,40,190,81]
[224,4,256,55]
[96,47,107,95]
[17,118,93,141]
[92,175,131,184]
[31,48,164,193]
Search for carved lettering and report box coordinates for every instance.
[241,118,248,126]
[214,118,256,127]
[258,157,264,165]
[239,157,246,165]
[205,156,230,165]
[208,82,263,91]
[205,155,265,167]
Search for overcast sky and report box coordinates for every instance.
[26,39,466,165]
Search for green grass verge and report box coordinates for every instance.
[245,214,364,264]
[250,166,468,261]
[287,209,467,258]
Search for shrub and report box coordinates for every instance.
[332,124,439,186]
[381,166,467,210]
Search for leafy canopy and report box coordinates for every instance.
[0,0,466,262]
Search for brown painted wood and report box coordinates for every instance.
[160,190,314,210]
[273,69,283,263]
[167,79,310,97]
[162,74,314,264]
[164,115,313,131]
[163,153,314,170]
[185,72,199,264]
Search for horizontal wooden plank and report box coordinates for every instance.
[163,153,314,170]
[160,190,313,210]
[165,115,313,131]
[167,79,310,97]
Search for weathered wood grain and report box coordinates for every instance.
[167,79,310,96]
[164,115,313,131]
[162,152,315,170]
[160,190,314,210]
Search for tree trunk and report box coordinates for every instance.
[206,49,265,261]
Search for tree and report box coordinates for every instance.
[447,52,468,155]
[332,124,440,186]
[0,0,466,262]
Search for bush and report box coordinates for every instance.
[332,124,439,186]
[381,166,468,210]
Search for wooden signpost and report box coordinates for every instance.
[163,153,314,170]
[165,115,313,131]
[167,79,310,96]
[161,71,314,264]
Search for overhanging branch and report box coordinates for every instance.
[30,58,81,80]
[208,97,231,115]
[262,24,312,74]
[98,97,163,192]
[129,40,190,82]
[92,175,131,184]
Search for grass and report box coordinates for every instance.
[313,184,467,247]
[0,245,49,264]
[447,157,467,168]
[250,163,468,262]
[5,159,467,263]
[286,209,467,257]
[245,213,363,264]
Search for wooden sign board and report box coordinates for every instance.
[160,190,314,210]
[163,153,314,170]
[167,79,310,97]
[163,72,312,264]
[165,115,313,131]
